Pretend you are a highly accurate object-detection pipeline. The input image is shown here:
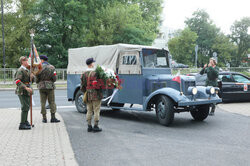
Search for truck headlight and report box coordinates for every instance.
[210,87,215,94]
[192,87,198,95]
[188,87,198,96]
[206,87,215,95]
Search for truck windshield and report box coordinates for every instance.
[142,49,169,68]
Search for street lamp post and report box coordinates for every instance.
[1,0,6,83]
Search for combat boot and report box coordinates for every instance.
[209,111,215,116]
[42,114,47,123]
[51,113,60,123]
[87,125,93,132]
[19,123,31,130]
[209,105,215,116]
[25,121,31,127]
[93,125,102,132]
[51,118,60,123]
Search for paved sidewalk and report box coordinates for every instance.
[0,108,78,166]
[218,102,250,116]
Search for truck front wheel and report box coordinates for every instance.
[155,95,175,126]
[75,90,87,113]
[190,105,210,121]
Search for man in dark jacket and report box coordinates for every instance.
[200,58,219,116]
[36,55,60,123]
[15,56,34,130]
[81,58,103,132]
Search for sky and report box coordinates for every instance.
[162,0,250,34]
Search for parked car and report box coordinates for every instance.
[187,72,250,102]
[171,60,189,68]
[67,44,221,126]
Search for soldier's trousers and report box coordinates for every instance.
[18,95,30,123]
[86,100,101,125]
[39,89,56,115]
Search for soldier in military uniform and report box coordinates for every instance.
[200,58,219,116]
[15,56,34,130]
[36,55,60,123]
[81,58,103,132]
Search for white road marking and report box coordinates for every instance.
[7,105,76,110]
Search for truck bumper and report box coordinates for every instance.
[178,98,222,107]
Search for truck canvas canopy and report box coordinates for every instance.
[67,43,161,74]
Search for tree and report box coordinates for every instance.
[230,17,250,67]
[0,0,35,68]
[85,2,155,46]
[167,28,198,66]
[185,9,220,66]
[32,0,88,68]
[1,0,163,68]
[211,33,236,67]
[84,0,163,46]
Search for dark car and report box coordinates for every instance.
[187,72,250,102]
[218,72,250,102]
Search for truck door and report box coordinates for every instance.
[114,50,143,104]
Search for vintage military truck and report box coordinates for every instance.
[67,44,221,126]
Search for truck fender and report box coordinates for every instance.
[143,88,188,110]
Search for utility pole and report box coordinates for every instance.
[195,45,198,68]
[1,0,6,83]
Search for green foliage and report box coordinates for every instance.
[84,1,162,46]
[185,9,220,66]
[32,0,88,68]
[230,17,250,67]
[168,28,198,66]
[95,65,108,83]
[0,0,162,68]
[211,33,237,67]
[0,0,36,68]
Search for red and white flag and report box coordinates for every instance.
[172,75,181,83]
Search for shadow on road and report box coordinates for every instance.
[99,109,210,128]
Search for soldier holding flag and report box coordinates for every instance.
[15,56,34,130]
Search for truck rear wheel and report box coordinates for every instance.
[155,95,175,126]
[75,90,87,113]
[190,105,210,121]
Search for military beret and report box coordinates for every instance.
[86,58,95,65]
[19,56,28,64]
[40,55,48,61]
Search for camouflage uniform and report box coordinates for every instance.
[15,66,34,125]
[36,62,57,117]
[80,70,103,126]
[200,66,219,115]
[200,66,219,87]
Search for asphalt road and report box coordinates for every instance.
[0,89,73,108]
[1,90,250,165]
[60,107,250,166]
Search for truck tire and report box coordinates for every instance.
[190,105,210,121]
[156,95,175,126]
[75,90,87,113]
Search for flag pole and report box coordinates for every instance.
[29,29,35,128]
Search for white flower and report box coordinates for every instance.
[101,66,106,71]
[105,69,115,78]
